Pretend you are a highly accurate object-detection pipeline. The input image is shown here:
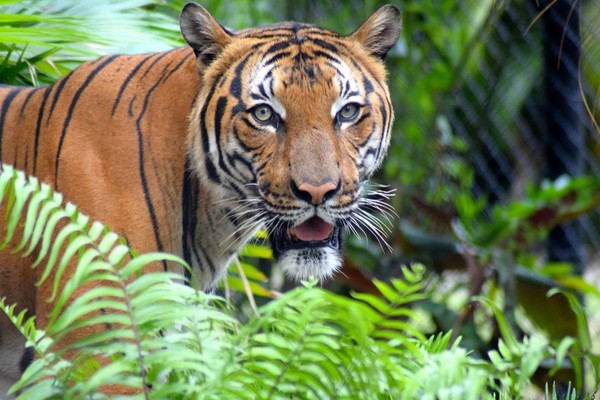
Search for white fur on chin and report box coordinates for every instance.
[277,247,342,282]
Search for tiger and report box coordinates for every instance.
[0,2,401,396]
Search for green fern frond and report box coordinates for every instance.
[351,263,428,352]
[2,164,597,399]
[0,297,49,355]
[0,164,230,397]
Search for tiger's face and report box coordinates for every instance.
[181,3,401,281]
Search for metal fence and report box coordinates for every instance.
[446,0,599,268]
[289,0,600,271]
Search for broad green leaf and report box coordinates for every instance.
[239,243,272,259]
[225,276,275,298]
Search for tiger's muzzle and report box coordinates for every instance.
[268,179,345,269]
[271,216,342,255]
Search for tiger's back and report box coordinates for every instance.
[0,3,401,396]
[0,47,198,258]
[0,48,200,396]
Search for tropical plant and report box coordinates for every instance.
[0,163,596,399]
[2,0,600,398]
[0,0,181,85]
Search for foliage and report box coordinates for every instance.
[0,164,596,398]
[0,0,180,85]
[1,0,600,398]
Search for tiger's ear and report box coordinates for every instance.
[350,5,402,60]
[180,2,232,65]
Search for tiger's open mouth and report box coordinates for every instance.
[270,216,342,255]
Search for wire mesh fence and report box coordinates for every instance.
[279,0,600,273]
[445,0,599,267]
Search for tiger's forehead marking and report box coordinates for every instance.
[238,21,341,40]
[243,31,362,119]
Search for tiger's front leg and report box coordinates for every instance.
[0,316,29,399]
[0,252,36,399]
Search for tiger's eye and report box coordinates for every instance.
[338,103,359,121]
[253,105,273,123]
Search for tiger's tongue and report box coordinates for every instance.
[292,217,333,241]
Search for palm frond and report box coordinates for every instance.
[0,0,182,85]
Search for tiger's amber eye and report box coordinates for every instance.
[339,103,359,121]
[253,105,273,122]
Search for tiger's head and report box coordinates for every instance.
[181,3,401,282]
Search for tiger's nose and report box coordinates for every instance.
[293,181,339,205]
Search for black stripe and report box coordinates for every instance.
[255,157,270,174]
[245,33,296,40]
[354,111,371,128]
[244,25,341,38]
[374,94,388,162]
[310,38,345,54]
[264,51,292,66]
[19,87,38,117]
[128,95,136,117]
[341,79,350,98]
[163,51,193,83]
[233,126,260,151]
[204,156,220,183]
[0,87,22,161]
[258,74,273,99]
[349,140,362,154]
[23,144,29,172]
[240,117,261,131]
[19,347,34,373]
[363,146,378,159]
[181,158,200,280]
[229,179,249,199]
[300,28,341,38]
[362,74,374,94]
[33,87,52,174]
[227,151,255,181]
[246,23,308,35]
[230,55,251,100]
[134,59,177,270]
[250,93,267,101]
[213,96,237,180]
[111,55,154,116]
[350,56,387,94]
[140,51,171,81]
[196,240,216,275]
[356,121,377,150]
[54,55,119,188]
[195,211,217,275]
[267,73,275,97]
[199,79,222,184]
[46,71,75,125]
[224,207,242,229]
[319,60,344,79]
[265,40,293,56]
[12,140,19,167]
[311,50,340,63]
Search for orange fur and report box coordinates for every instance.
[0,3,401,395]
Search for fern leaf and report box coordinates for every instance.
[0,164,16,201]
[14,181,50,253]
[1,170,36,249]
[31,200,71,269]
[35,209,80,280]
[24,187,63,257]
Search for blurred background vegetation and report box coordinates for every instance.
[1,0,599,396]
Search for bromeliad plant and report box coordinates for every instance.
[0,163,595,399]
